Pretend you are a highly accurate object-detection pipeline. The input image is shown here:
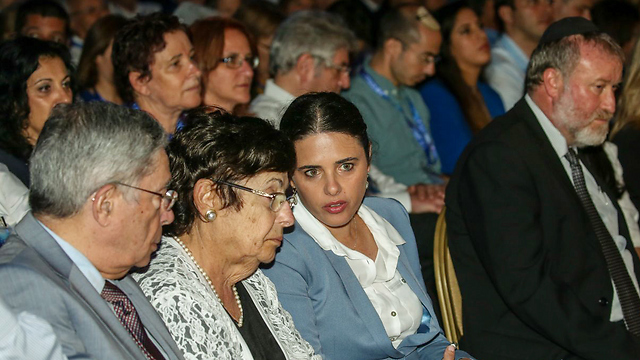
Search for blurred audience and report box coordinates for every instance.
[0,37,72,187]
[112,12,201,134]
[591,0,640,64]
[14,0,70,45]
[468,0,499,44]
[263,92,471,360]
[250,10,355,125]
[613,38,640,216]
[484,0,552,109]
[77,15,128,104]
[234,0,285,96]
[134,107,319,359]
[420,1,505,175]
[190,17,256,112]
[66,0,110,63]
[344,6,445,211]
[552,0,594,20]
[109,0,162,18]
[279,0,315,15]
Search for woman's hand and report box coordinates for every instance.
[443,344,456,360]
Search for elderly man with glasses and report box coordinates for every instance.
[249,10,356,128]
[0,101,183,360]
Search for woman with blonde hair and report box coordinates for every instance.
[612,40,640,214]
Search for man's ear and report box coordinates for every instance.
[543,68,564,99]
[92,184,117,227]
[129,71,152,97]
[295,53,317,85]
[385,38,403,59]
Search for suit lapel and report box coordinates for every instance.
[518,100,602,251]
[14,213,151,360]
[117,276,184,359]
[322,250,402,357]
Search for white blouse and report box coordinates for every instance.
[293,199,423,347]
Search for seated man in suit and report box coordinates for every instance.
[447,17,640,359]
[0,102,184,359]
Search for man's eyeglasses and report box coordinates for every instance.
[219,54,260,69]
[214,180,297,212]
[115,182,178,211]
[325,62,352,75]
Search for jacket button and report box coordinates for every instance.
[599,297,609,306]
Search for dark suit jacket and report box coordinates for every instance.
[0,213,185,360]
[446,98,640,360]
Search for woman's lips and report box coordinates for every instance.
[323,201,347,214]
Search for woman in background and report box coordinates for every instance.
[190,17,257,113]
[419,1,504,175]
[112,13,202,134]
[77,14,127,104]
[0,37,72,186]
[612,39,640,220]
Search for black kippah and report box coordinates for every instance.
[539,17,600,45]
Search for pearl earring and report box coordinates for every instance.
[205,209,217,222]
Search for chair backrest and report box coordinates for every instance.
[433,207,463,343]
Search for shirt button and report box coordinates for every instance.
[389,336,398,341]
[391,311,397,317]
[401,278,407,283]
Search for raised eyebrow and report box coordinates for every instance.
[335,157,359,164]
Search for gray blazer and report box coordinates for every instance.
[0,213,185,360]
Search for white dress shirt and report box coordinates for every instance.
[0,163,29,227]
[293,198,423,346]
[526,95,640,322]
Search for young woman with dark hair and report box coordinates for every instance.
[0,37,73,186]
[419,1,504,175]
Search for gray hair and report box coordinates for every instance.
[376,7,422,51]
[525,32,624,93]
[29,102,167,218]
[269,11,356,76]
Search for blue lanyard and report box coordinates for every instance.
[360,69,439,166]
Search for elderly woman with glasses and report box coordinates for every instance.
[190,17,258,113]
[133,107,320,360]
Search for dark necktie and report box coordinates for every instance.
[565,148,640,337]
[101,281,165,359]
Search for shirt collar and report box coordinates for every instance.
[363,59,402,95]
[39,221,105,293]
[525,94,570,158]
[496,34,529,72]
[264,79,296,103]
[292,196,406,279]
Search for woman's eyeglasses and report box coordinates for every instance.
[214,180,297,212]
[218,54,260,69]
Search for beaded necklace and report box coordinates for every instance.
[173,236,244,327]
